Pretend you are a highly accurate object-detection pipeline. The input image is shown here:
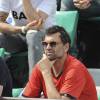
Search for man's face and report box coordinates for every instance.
[42,32,69,61]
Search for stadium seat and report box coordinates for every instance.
[98,95,100,100]
[96,86,100,100]
[0,48,10,58]
[88,68,100,86]
[12,88,23,97]
[55,11,79,47]
[0,48,5,57]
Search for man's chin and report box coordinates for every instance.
[47,56,56,61]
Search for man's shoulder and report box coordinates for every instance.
[66,54,81,64]
[66,55,86,69]
[32,64,41,73]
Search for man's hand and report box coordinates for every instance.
[38,54,55,72]
[73,0,91,9]
[24,18,43,32]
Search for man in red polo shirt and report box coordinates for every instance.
[22,25,98,100]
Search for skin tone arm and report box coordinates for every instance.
[0,85,3,96]
[22,0,48,29]
[38,54,72,100]
[73,0,92,9]
[0,11,42,35]
[0,11,23,34]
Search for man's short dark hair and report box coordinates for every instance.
[44,25,71,46]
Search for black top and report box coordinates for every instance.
[0,57,12,97]
[61,0,100,18]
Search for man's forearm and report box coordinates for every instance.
[22,0,40,21]
[0,22,22,34]
[42,70,61,99]
[42,70,72,100]
[22,0,48,22]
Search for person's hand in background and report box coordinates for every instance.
[21,18,43,34]
[25,18,43,31]
[73,0,92,9]
[38,54,55,73]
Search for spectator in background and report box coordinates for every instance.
[61,0,100,18]
[21,25,97,100]
[61,0,100,68]
[0,57,12,97]
[22,0,56,75]
[0,0,56,77]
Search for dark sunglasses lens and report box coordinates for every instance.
[42,42,57,48]
[50,42,56,47]
[42,42,47,47]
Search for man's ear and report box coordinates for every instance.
[64,43,69,52]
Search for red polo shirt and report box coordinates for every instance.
[23,55,98,100]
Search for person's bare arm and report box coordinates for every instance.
[38,54,73,100]
[73,0,91,9]
[0,11,43,34]
[0,11,23,34]
[22,0,48,23]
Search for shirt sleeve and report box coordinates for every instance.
[60,67,86,99]
[22,65,42,98]
[0,0,11,13]
[36,0,57,15]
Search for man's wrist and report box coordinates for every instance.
[42,69,52,77]
[21,26,28,34]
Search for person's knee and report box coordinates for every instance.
[26,30,41,46]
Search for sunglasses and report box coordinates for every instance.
[42,41,59,48]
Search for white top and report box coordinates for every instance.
[0,0,56,28]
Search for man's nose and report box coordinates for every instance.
[46,44,52,49]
